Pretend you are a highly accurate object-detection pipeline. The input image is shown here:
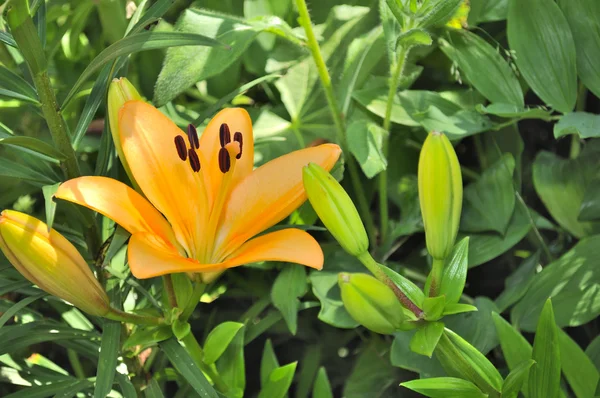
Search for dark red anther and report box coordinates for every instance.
[188,149,201,172]
[219,123,231,147]
[233,132,243,159]
[174,135,187,161]
[187,124,199,149]
[218,147,231,173]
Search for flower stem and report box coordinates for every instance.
[295,0,376,248]
[425,258,445,297]
[180,332,229,393]
[180,280,206,322]
[379,45,410,244]
[163,275,178,308]
[105,308,165,326]
[6,0,81,180]
[357,251,423,318]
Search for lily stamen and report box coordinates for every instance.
[187,124,199,149]
[234,132,243,159]
[188,148,201,172]
[174,135,187,161]
[219,123,231,147]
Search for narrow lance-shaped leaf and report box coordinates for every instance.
[528,299,560,398]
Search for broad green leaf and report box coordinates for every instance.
[533,149,600,238]
[507,0,577,112]
[94,319,120,398]
[396,28,433,48]
[309,246,363,328]
[410,321,445,357]
[445,297,499,355]
[557,0,600,98]
[0,136,65,163]
[312,367,333,398]
[401,377,487,398]
[436,329,503,395]
[417,0,463,28]
[63,31,223,106]
[461,154,515,234]
[502,359,535,398]
[528,299,560,398]
[216,324,246,396]
[585,335,600,372]
[476,103,553,120]
[578,176,600,221]
[493,313,533,393]
[203,322,245,365]
[468,0,508,24]
[343,339,399,398]
[511,235,600,331]
[271,264,307,335]
[160,338,219,398]
[462,199,531,268]
[417,107,493,140]
[347,118,387,179]
[260,339,279,387]
[495,251,540,312]
[258,362,297,398]
[554,112,600,139]
[558,328,599,398]
[423,296,446,322]
[0,65,38,103]
[440,30,523,106]
[439,237,469,305]
[391,330,446,377]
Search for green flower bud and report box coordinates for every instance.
[338,272,406,334]
[418,131,462,260]
[108,77,142,188]
[302,163,368,256]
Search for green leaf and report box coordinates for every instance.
[585,335,600,372]
[440,30,523,106]
[5,379,93,398]
[170,273,193,311]
[462,199,532,268]
[94,319,120,398]
[0,31,17,48]
[0,293,45,328]
[557,0,600,98]
[260,339,279,387]
[0,65,38,103]
[203,321,245,365]
[397,28,433,48]
[143,378,165,398]
[312,367,333,398]
[258,362,297,398]
[391,330,446,377]
[401,377,487,398]
[216,323,246,396]
[528,299,560,398]
[468,0,508,24]
[42,183,59,231]
[495,251,540,312]
[461,154,515,234]
[171,319,191,340]
[578,176,600,221]
[507,0,577,112]
[511,235,600,331]
[159,338,219,398]
[63,31,223,107]
[0,322,100,355]
[410,321,445,357]
[445,297,499,355]
[476,103,553,120]
[558,328,599,398]
[0,136,66,163]
[439,237,469,304]
[533,148,600,238]
[442,303,477,316]
[346,118,387,179]
[379,264,425,307]
[122,325,173,351]
[423,296,446,321]
[271,264,307,335]
[502,359,535,398]
[554,112,600,139]
[343,339,399,398]
[417,0,463,28]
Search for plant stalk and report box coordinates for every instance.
[295,0,377,248]
[180,333,229,393]
[425,257,445,297]
[105,308,165,326]
[163,275,178,309]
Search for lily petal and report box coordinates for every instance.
[128,228,323,279]
[119,101,209,257]
[55,176,176,244]
[222,228,324,270]
[216,143,341,257]
[198,108,254,203]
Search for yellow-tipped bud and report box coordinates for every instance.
[302,163,368,257]
[339,272,406,334]
[0,210,109,316]
[418,131,463,260]
[108,77,142,187]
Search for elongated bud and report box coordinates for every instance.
[0,210,110,316]
[418,131,463,260]
[108,77,142,187]
[302,163,368,257]
[339,273,406,334]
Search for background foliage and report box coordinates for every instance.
[0,0,599,396]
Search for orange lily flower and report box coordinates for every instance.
[55,100,341,279]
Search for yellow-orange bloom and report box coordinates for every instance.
[55,86,341,279]
[0,210,109,316]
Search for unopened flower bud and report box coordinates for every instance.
[338,272,406,334]
[0,210,110,316]
[302,163,368,256]
[418,131,463,260]
[108,77,142,187]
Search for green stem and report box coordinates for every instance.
[379,45,410,244]
[67,349,86,379]
[180,333,229,393]
[357,251,423,318]
[515,191,553,263]
[425,258,445,297]
[7,0,81,181]
[105,308,165,326]
[180,281,206,322]
[571,83,587,159]
[163,275,178,308]
[295,0,376,248]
